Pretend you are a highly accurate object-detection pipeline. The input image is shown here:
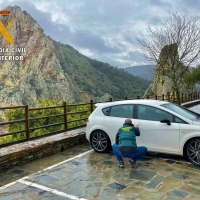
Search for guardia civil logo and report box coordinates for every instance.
[0,8,26,61]
[0,9,15,44]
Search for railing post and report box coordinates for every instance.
[198,92,200,99]
[173,92,175,103]
[155,94,157,100]
[181,93,183,103]
[25,105,29,139]
[90,99,93,113]
[63,102,67,130]
[137,96,140,99]
[147,95,149,99]
[109,98,112,102]
[162,94,164,101]
[168,93,170,102]
[125,97,127,100]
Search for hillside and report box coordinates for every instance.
[123,65,155,80]
[0,6,150,106]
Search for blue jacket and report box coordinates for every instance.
[115,123,140,152]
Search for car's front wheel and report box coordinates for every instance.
[91,131,111,153]
[186,138,200,166]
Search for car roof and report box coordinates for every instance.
[95,99,169,108]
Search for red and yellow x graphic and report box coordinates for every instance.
[0,18,15,44]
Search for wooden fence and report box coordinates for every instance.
[0,92,199,148]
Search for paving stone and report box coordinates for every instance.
[129,170,156,181]
[35,174,59,182]
[165,194,182,200]
[10,169,24,174]
[87,183,103,188]
[172,173,186,180]
[158,176,183,193]
[126,180,146,189]
[103,161,115,165]
[165,159,176,164]
[59,188,86,198]
[188,181,200,187]
[177,170,199,178]
[107,182,126,190]
[165,168,174,172]
[180,184,200,196]
[101,188,120,200]
[87,187,100,197]
[172,189,189,198]
[0,193,18,200]
[185,194,200,200]
[144,175,164,189]
[138,190,165,200]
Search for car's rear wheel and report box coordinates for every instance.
[186,138,200,166]
[91,131,111,153]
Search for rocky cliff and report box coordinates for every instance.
[0,6,150,107]
[0,6,88,106]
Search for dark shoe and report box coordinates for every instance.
[128,159,137,168]
[118,161,124,168]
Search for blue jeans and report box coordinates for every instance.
[112,143,147,163]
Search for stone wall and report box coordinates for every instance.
[0,128,88,172]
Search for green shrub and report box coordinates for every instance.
[1,99,91,145]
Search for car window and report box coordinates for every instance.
[161,103,199,121]
[137,105,174,121]
[174,117,185,123]
[110,104,134,118]
[102,107,110,116]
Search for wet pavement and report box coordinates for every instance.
[0,143,200,200]
[1,104,200,200]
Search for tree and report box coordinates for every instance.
[184,65,200,86]
[138,13,200,104]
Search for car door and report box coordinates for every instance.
[135,104,180,153]
[102,104,135,144]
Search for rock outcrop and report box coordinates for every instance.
[144,44,192,98]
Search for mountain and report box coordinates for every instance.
[0,6,151,106]
[123,65,155,80]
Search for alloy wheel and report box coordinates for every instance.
[91,131,110,152]
[186,139,200,166]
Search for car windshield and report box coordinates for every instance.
[161,103,199,120]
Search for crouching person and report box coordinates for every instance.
[112,118,147,168]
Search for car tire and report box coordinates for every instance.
[186,138,200,166]
[91,131,111,153]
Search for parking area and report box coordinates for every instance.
[0,143,200,200]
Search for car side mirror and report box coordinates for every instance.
[160,119,171,126]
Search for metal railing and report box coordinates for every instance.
[0,100,94,148]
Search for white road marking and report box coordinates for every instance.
[0,149,93,191]
[42,149,94,172]
[18,179,87,200]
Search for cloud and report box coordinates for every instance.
[1,0,200,67]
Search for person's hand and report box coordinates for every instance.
[135,124,139,128]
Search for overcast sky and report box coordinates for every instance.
[0,0,200,68]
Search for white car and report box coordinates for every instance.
[86,99,200,166]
